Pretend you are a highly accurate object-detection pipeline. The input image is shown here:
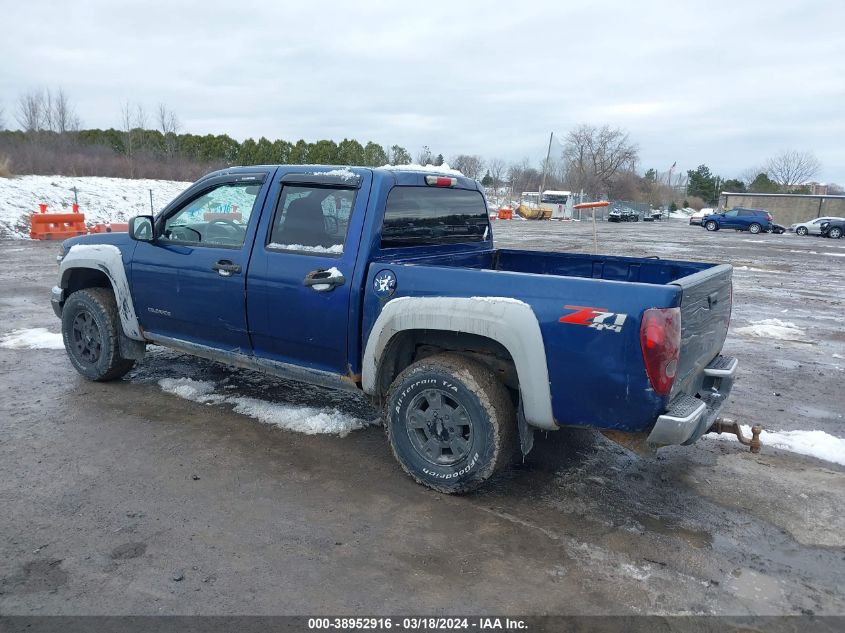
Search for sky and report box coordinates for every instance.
[1,0,844,182]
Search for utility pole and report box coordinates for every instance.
[149,189,154,213]
[539,132,553,197]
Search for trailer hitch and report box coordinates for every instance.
[708,418,762,454]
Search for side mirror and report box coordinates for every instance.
[129,215,155,242]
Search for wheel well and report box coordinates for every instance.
[63,267,112,296]
[374,329,518,399]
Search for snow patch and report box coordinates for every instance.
[380,162,463,176]
[706,426,845,466]
[158,377,371,436]
[823,252,845,257]
[268,243,343,254]
[158,377,221,402]
[0,328,65,350]
[733,319,807,341]
[311,168,357,180]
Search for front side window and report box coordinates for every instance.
[268,186,356,255]
[162,182,261,247]
[381,187,489,247]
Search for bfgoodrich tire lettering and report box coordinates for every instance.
[386,353,516,494]
[61,288,135,381]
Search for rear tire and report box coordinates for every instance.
[830,227,843,239]
[385,353,516,494]
[749,223,762,234]
[705,220,718,231]
[61,288,135,381]
[796,226,808,236]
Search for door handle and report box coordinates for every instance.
[212,260,242,277]
[303,268,345,292]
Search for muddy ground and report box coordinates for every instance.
[0,219,843,615]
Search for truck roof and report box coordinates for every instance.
[199,164,480,190]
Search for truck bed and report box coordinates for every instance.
[367,247,732,434]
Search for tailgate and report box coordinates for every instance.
[670,264,733,397]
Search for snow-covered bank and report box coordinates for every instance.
[0,327,64,349]
[0,175,191,238]
[158,377,375,436]
[705,426,845,467]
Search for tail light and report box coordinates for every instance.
[766,213,773,221]
[640,307,681,396]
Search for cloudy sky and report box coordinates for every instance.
[2,0,844,182]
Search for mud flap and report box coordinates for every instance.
[119,333,146,360]
[517,401,534,460]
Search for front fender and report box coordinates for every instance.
[59,244,144,340]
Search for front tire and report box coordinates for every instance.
[705,220,718,231]
[749,223,762,234]
[61,288,135,381]
[385,353,516,494]
[796,226,808,236]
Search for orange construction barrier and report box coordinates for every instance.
[89,222,129,234]
[30,212,87,240]
[497,207,513,220]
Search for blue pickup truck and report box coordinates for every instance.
[52,165,737,493]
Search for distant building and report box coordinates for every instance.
[718,192,845,226]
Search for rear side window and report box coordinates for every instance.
[381,187,489,247]
[268,186,356,255]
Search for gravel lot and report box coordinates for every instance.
[0,219,843,615]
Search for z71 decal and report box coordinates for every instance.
[559,305,628,333]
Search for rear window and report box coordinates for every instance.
[381,187,489,247]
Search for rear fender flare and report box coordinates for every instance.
[362,296,555,430]
[59,244,143,340]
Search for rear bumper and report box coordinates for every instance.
[51,286,64,319]
[646,355,738,447]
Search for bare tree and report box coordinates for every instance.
[766,150,821,188]
[0,106,5,130]
[157,103,181,158]
[16,90,45,132]
[562,124,638,196]
[52,88,81,134]
[451,154,485,180]
[488,157,506,197]
[416,145,433,165]
[739,165,767,186]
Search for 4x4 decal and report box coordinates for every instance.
[560,305,628,333]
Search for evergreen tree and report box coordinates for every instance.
[434,153,444,166]
[481,171,493,186]
[748,172,780,193]
[686,164,717,203]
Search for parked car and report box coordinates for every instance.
[643,210,663,222]
[689,209,713,226]
[608,208,639,222]
[789,217,845,236]
[703,208,774,234]
[820,219,844,239]
[52,165,737,493]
